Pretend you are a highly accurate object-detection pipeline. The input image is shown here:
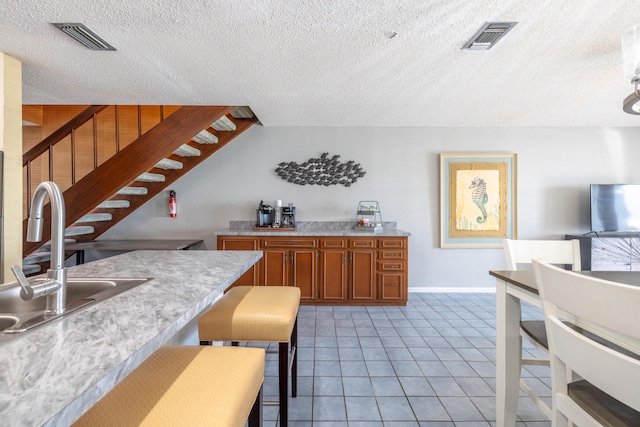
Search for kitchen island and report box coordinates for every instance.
[0,249,262,427]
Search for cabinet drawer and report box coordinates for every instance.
[217,236,259,251]
[378,238,406,249]
[379,250,406,260]
[378,272,405,301]
[320,238,347,249]
[377,261,406,272]
[349,238,376,249]
[261,238,317,248]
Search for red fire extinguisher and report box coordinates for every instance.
[169,190,177,217]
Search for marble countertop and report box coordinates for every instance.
[216,221,411,237]
[0,250,262,427]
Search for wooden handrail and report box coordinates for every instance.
[22,105,108,166]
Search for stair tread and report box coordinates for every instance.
[192,130,219,145]
[24,252,51,263]
[211,115,236,131]
[77,213,112,223]
[65,226,95,237]
[38,238,76,250]
[230,106,254,119]
[117,187,148,195]
[22,264,41,275]
[155,158,183,170]
[97,200,130,209]
[136,172,166,182]
[173,144,201,157]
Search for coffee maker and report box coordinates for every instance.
[256,201,274,227]
[281,204,296,228]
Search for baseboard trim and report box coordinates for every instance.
[409,287,496,293]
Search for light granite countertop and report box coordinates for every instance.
[215,221,411,237]
[0,249,262,427]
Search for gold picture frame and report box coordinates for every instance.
[440,153,517,248]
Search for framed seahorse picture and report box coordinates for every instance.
[440,153,517,248]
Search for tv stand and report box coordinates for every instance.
[566,234,640,271]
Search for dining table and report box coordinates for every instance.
[490,269,640,427]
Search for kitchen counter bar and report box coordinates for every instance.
[65,238,204,264]
[215,220,411,237]
[0,250,262,427]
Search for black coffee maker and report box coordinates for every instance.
[256,201,274,227]
[281,204,296,228]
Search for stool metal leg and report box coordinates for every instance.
[292,316,298,397]
[279,342,288,427]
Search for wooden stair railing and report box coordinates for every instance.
[22,105,251,258]
[23,105,109,165]
[23,105,108,215]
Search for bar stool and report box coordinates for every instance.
[73,346,264,427]
[198,286,300,427]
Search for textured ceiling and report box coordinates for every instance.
[2,0,640,127]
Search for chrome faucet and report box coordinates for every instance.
[11,181,67,315]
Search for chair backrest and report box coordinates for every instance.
[532,259,640,422]
[504,239,581,271]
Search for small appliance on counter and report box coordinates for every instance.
[255,200,296,229]
[281,204,296,228]
[256,200,274,228]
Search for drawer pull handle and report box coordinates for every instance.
[386,283,398,286]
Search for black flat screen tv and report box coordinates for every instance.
[590,184,640,232]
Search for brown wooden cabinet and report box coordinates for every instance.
[319,240,348,301]
[218,236,260,286]
[377,238,407,302]
[260,238,317,302]
[262,248,288,286]
[217,234,408,305]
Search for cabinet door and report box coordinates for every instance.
[350,250,376,300]
[378,272,405,302]
[592,238,632,271]
[262,249,288,286]
[291,249,317,301]
[217,236,260,286]
[319,250,347,301]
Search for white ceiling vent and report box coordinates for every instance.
[462,22,518,50]
[52,23,116,51]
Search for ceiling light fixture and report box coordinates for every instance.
[52,23,116,51]
[462,22,518,50]
[622,25,640,114]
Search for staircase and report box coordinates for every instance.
[21,105,258,275]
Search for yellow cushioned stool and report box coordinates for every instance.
[73,346,264,427]
[198,286,300,427]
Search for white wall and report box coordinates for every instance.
[102,126,640,288]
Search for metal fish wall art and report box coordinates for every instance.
[275,152,366,187]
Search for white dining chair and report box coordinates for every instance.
[503,238,581,418]
[532,259,640,426]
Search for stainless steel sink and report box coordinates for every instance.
[0,277,152,335]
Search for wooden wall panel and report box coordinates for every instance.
[22,105,42,125]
